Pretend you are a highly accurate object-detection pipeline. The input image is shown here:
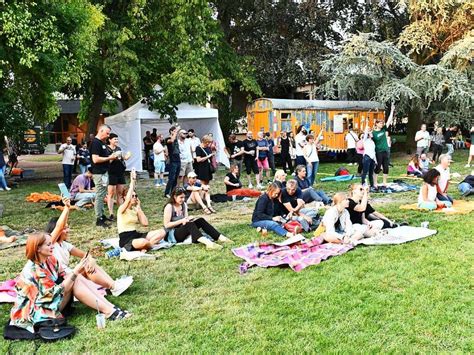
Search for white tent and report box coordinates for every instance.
[105,100,229,172]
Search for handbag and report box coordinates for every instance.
[284,220,303,234]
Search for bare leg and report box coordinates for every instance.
[116,184,124,207]
[146,229,166,245]
[131,238,152,252]
[107,185,116,216]
[383,173,388,185]
[204,191,212,208]
[190,191,207,210]
[85,265,115,289]
[70,275,115,315]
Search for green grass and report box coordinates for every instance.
[1,152,473,353]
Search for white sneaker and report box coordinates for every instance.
[248,183,253,189]
[465,164,471,168]
[0,188,4,191]
[256,184,263,189]
[155,184,160,188]
[111,276,134,297]
[348,163,353,166]
[5,187,10,191]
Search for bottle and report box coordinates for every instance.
[105,247,121,259]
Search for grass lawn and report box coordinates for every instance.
[1,151,473,353]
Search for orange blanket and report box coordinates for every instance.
[400,200,474,215]
[26,192,61,203]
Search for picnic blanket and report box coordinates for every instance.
[0,279,17,303]
[320,175,356,182]
[372,181,418,194]
[26,192,61,203]
[357,226,437,245]
[0,226,30,250]
[399,200,474,215]
[232,237,353,273]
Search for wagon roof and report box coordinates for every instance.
[255,98,385,111]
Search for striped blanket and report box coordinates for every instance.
[232,237,353,273]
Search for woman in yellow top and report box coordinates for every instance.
[118,171,166,252]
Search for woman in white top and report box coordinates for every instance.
[295,125,308,166]
[319,192,364,244]
[48,198,133,297]
[361,122,377,188]
[303,132,322,186]
[418,168,452,210]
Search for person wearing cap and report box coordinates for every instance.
[184,171,215,214]
[372,111,394,187]
[435,154,453,204]
[70,167,96,208]
[164,126,181,198]
[178,129,194,185]
[187,129,201,158]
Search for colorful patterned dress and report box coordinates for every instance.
[10,256,65,333]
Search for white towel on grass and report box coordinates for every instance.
[357,226,437,245]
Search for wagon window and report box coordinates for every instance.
[281,112,291,120]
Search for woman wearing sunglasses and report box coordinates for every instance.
[47,197,133,297]
[163,187,232,250]
[117,171,167,252]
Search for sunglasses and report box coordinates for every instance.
[131,194,138,198]
[175,187,186,194]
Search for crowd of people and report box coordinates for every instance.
[4,119,474,338]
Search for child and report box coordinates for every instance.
[418,169,452,210]
[407,154,423,177]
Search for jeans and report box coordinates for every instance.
[458,182,474,196]
[301,188,330,204]
[432,144,443,163]
[446,143,454,156]
[361,155,375,187]
[62,164,73,189]
[93,173,108,218]
[306,161,319,185]
[0,165,7,189]
[251,220,287,236]
[295,155,306,166]
[268,153,276,174]
[436,193,453,204]
[74,192,96,207]
[165,160,181,195]
[79,164,90,174]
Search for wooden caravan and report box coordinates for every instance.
[246,98,385,151]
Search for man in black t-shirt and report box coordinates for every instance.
[225,134,244,174]
[143,131,154,171]
[279,179,318,231]
[164,126,181,197]
[242,131,260,189]
[90,124,118,227]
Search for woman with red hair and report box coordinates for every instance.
[10,233,131,333]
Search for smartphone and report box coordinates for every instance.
[58,183,70,199]
[84,250,90,259]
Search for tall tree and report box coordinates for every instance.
[0,1,104,139]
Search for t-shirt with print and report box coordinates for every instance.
[225,173,242,192]
[59,144,76,165]
[372,126,389,153]
[53,241,74,273]
[227,141,243,161]
[90,138,110,174]
[242,139,257,160]
[347,199,375,225]
[256,139,269,159]
[280,187,303,212]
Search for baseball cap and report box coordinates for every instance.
[179,129,187,134]
[187,171,197,178]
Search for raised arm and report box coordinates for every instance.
[51,197,71,244]
[118,170,136,214]
[386,102,395,128]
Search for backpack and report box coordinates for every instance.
[335,167,350,176]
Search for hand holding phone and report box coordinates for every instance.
[58,183,70,199]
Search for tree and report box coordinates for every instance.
[77,0,259,135]
[0,1,104,139]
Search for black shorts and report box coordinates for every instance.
[119,230,147,251]
[108,173,126,186]
[375,151,390,174]
[244,157,259,175]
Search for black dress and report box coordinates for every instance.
[195,146,213,181]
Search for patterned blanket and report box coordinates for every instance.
[232,237,353,273]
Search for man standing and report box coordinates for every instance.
[70,167,96,208]
[242,131,260,188]
[143,131,154,171]
[187,129,201,158]
[178,129,194,184]
[372,112,394,187]
[164,126,181,197]
[153,134,166,187]
[58,137,76,189]
[415,124,431,156]
[435,154,453,204]
[225,134,244,173]
[90,124,117,227]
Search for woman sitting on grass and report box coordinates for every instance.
[418,168,452,210]
[294,165,331,205]
[47,197,133,297]
[407,154,423,177]
[185,171,215,214]
[251,183,300,238]
[10,233,131,333]
[163,187,232,250]
[318,192,364,244]
[224,164,261,198]
[117,171,167,252]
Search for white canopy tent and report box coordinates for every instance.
[105,100,229,172]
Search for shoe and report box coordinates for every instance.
[0,188,4,191]
[111,276,134,297]
[108,214,116,221]
[5,187,11,191]
[248,183,253,189]
[465,164,471,168]
[256,184,263,189]
[155,184,160,188]
[348,163,353,166]
[206,242,223,250]
[102,215,114,222]
[96,218,111,228]
[165,194,170,198]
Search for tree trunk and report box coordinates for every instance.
[86,83,107,136]
[406,108,422,154]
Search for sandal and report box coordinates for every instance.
[208,206,216,213]
[203,207,212,215]
[108,308,132,321]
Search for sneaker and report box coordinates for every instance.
[102,215,114,222]
[256,184,263,189]
[165,194,171,198]
[96,218,111,228]
[155,184,160,188]
[465,164,471,168]
[5,187,11,191]
[111,276,134,297]
[105,247,122,259]
[108,214,116,221]
[248,183,253,189]
[348,163,353,166]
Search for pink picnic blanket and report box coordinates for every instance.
[0,279,17,303]
[232,237,353,273]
